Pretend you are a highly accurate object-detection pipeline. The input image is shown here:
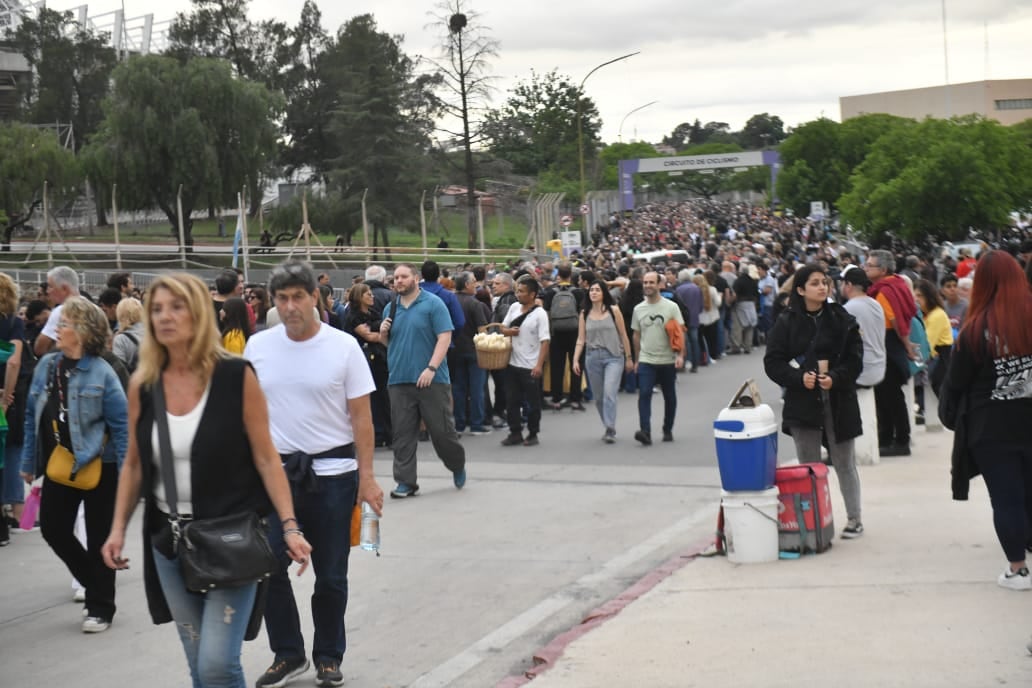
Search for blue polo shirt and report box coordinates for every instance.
[385,289,454,385]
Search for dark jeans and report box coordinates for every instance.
[368,359,391,445]
[265,470,357,666]
[971,443,1032,563]
[451,352,486,430]
[549,330,582,403]
[40,461,118,621]
[685,325,700,369]
[490,368,507,419]
[874,361,910,446]
[637,362,677,435]
[505,365,543,436]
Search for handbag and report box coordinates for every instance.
[46,439,102,490]
[152,380,278,593]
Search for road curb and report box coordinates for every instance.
[495,535,715,687]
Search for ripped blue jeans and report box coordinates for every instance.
[152,546,258,688]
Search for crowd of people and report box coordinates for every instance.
[1,198,1032,685]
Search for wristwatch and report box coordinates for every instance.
[427,364,438,372]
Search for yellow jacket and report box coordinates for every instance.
[924,307,953,355]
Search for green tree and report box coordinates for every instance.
[483,69,601,184]
[0,123,80,249]
[738,112,786,149]
[661,122,694,149]
[9,8,117,224]
[318,14,439,250]
[598,141,661,190]
[839,117,1032,242]
[82,55,280,247]
[279,0,331,179]
[775,118,848,215]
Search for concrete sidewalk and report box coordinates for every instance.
[509,429,1032,688]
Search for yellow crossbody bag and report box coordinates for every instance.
[45,420,103,490]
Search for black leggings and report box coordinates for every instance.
[39,462,118,620]
[971,443,1032,564]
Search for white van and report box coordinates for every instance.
[635,250,692,266]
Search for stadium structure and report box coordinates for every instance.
[1,0,169,118]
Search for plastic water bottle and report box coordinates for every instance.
[20,485,41,531]
[359,502,380,554]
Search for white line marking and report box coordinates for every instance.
[408,504,715,688]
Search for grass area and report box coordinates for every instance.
[60,211,533,250]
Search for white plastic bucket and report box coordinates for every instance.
[721,487,780,564]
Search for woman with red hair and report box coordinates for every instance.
[942,250,1032,590]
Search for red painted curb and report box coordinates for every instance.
[495,536,716,687]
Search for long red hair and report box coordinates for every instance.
[959,250,1032,358]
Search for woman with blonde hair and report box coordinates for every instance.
[20,296,128,631]
[693,273,721,366]
[112,298,145,374]
[0,272,25,545]
[101,273,310,687]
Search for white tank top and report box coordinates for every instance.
[152,384,210,515]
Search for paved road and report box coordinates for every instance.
[0,352,779,687]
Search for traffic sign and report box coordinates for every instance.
[560,214,573,227]
[579,204,590,215]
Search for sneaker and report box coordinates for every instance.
[12,520,39,533]
[998,566,1032,591]
[256,657,310,687]
[523,434,539,446]
[634,430,652,446]
[500,433,523,446]
[454,425,466,434]
[841,520,864,539]
[315,662,344,687]
[0,516,8,547]
[468,427,491,436]
[491,417,507,429]
[602,429,616,444]
[879,444,911,457]
[73,587,86,603]
[662,431,674,442]
[418,429,429,442]
[453,469,467,489]
[82,616,110,633]
[390,483,419,499]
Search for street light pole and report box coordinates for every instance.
[618,100,658,143]
[577,51,640,207]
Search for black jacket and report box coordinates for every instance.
[138,358,272,639]
[764,302,864,442]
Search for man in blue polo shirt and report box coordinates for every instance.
[380,263,467,498]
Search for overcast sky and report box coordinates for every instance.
[53,0,1032,143]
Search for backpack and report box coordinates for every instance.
[118,330,140,374]
[549,286,579,333]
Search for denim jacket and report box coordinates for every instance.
[20,352,129,476]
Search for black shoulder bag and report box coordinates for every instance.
[153,379,278,593]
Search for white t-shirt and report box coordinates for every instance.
[844,295,887,387]
[245,323,375,475]
[41,303,63,342]
[503,303,550,369]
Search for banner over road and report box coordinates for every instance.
[634,151,766,174]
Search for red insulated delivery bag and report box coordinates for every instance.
[775,463,834,553]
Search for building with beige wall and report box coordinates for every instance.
[840,79,1032,126]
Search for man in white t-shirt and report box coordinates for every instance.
[841,266,886,388]
[499,276,550,447]
[35,265,80,356]
[246,260,384,688]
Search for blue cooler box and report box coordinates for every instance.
[713,404,778,491]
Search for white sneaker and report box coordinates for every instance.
[82,616,110,633]
[73,588,86,603]
[998,567,1031,591]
